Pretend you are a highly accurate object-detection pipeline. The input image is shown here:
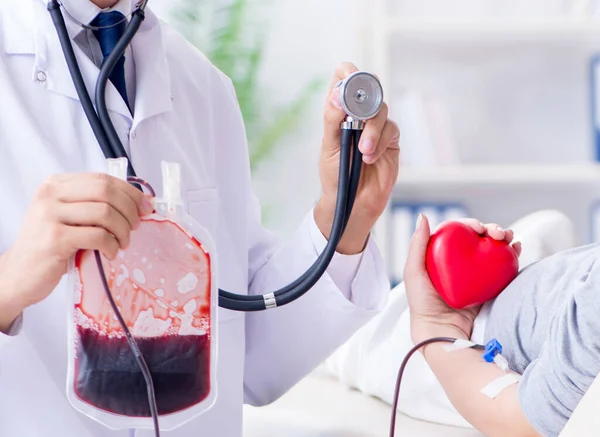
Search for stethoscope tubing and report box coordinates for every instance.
[48,1,115,160]
[95,9,144,179]
[219,129,361,310]
[48,0,365,312]
[218,129,363,306]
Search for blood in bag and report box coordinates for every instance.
[67,159,218,431]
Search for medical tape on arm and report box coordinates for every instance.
[438,338,520,398]
[480,373,522,398]
[442,339,477,352]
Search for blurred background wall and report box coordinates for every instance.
[149,0,362,237]
[148,0,600,284]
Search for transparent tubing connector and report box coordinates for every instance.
[161,161,184,218]
[107,157,129,181]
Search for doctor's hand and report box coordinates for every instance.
[314,62,400,255]
[0,173,153,332]
[404,215,522,345]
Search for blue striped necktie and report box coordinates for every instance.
[91,11,130,111]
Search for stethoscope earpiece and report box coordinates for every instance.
[338,71,384,121]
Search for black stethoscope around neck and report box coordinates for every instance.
[47,0,385,313]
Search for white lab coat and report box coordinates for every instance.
[0,1,390,436]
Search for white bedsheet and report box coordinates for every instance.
[244,369,485,437]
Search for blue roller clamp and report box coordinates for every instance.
[483,339,503,363]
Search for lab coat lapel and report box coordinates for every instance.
[30,0,132,120]
[130,8,173,131]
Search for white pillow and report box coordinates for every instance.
[323,209,576,427]
[508,209,576,270]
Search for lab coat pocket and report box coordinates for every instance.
[185,188,219,238]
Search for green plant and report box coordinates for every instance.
[169,0,324,171]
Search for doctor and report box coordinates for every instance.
[0,0,400,436]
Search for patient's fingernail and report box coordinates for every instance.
[416,213,423,229]
[497,225,504,232]
[512,241,522,253]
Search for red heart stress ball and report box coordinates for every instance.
[425,221,519,309]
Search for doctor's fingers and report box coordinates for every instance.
[45,173,151,217]
[61,226,121,261]
[360,111,399,165]
[56,202,133,250]
[329,62,359,91]
[322,88,347,153]
[42,176,151,229]
[322,63,361,151]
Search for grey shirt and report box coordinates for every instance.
[484,243,600,437]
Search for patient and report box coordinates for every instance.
[405,214,597,437]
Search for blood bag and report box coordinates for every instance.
[67,159,218,431]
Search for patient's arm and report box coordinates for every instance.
[416,324,541,437]
[405,215,539,437]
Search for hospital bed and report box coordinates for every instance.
[244,366,599,437]
[244,208,597,436]
[243,368,484,437]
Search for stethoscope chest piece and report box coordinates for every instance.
[338,71,384,121]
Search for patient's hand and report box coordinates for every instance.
[404,215,521,344]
